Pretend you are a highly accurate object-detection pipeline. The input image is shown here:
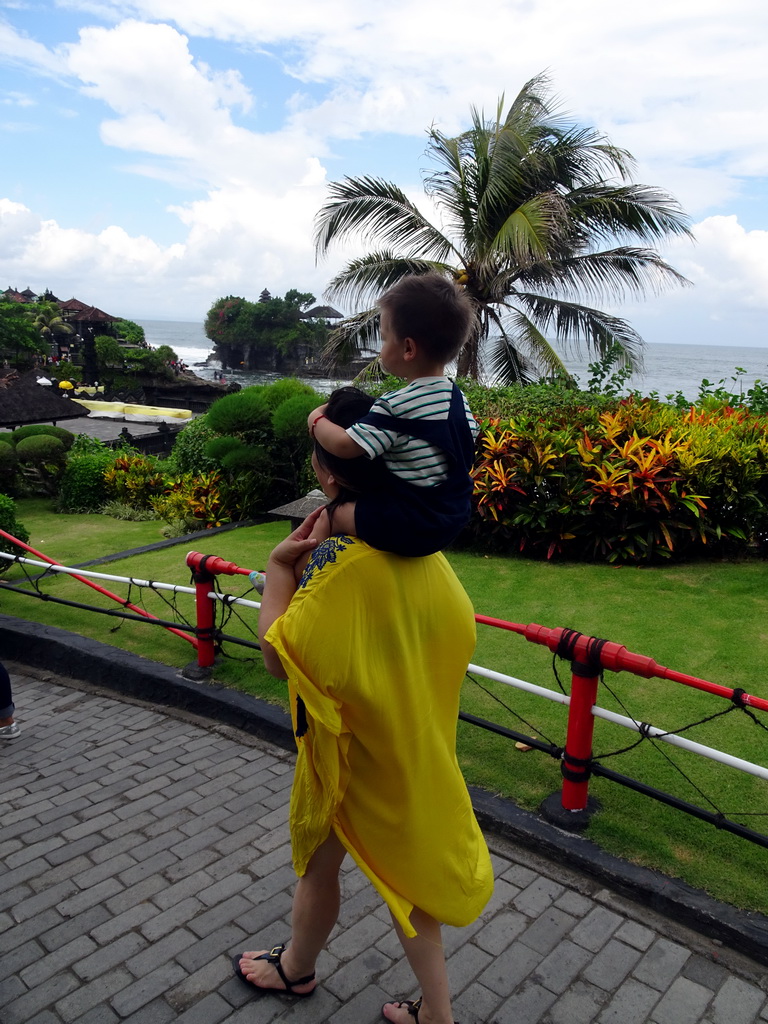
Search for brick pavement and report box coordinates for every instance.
[2,667,767,1024]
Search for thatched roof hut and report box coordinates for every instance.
[0,371,91,428]
[299,305,344,320]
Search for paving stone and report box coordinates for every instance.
[708,976,767,1024]
[166,956,233,1012]
[477,939,545,997]
[5,969,80,1023]
[519,907,577,955]
[570,906,623,953]
[20,934,98,986]
[544,979,609,1024]
[649,976,713,1024]
[598,978,663,1024]
[512,877,566,917]
[493,979,557,1024]
[110,962,188,1017]
[582,938,643,990]
[532,938,593,994]
[633,937,691,990]
[325,946,393,1002]
[173,923,248,973]
[452,982,504,1024]
[615,920,656,951]
[140,897,205,941]
[73,930,148,981]
[683,954,730,991]
[473,908,529,954]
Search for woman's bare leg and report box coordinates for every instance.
[237,830,346,992]
[382,907,454,1024]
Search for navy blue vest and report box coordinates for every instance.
[353,385,476,556]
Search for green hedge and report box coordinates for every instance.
[469,398,768,563]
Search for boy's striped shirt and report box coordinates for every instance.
[346,377,478,487]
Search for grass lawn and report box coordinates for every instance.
[3,498,768,913]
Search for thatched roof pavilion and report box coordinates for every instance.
[299,305,344,319]
[0,371,91,429]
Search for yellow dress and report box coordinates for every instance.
[265,535,494,938]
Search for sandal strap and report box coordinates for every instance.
[260,943,316,992]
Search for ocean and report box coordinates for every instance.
[136,319,768,403]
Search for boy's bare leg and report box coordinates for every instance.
[383,908,455,1024]
[237,831,346,992]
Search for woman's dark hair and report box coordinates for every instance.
[315,386,389,526]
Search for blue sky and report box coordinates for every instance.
[1,0,767,363]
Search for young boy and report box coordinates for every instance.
[306,272,478,558]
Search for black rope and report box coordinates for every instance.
[465,670,561,752]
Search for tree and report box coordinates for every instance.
[314,75,692,382]
[28,302,74,354]
[0,303,44,365]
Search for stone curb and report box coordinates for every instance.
[2,612,767,968]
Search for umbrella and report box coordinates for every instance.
[36,377,52,386]
[58,380,74,390]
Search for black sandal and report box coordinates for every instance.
[232,944,316,998]
[382,996,460,1023]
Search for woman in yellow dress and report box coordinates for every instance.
[233,388,493,1024]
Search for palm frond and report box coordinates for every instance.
[515,292,645,369]
[314,176,456,263]
[518,247,692,305]
[566,185,693,243]
[321,307,381,368]
[488,193,569,266]
[325,253,455,308]
[484,307,541,383]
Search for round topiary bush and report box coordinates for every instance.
[15,434,66,465]
[12,424,75,450]
[0,431,15,447]
[207,387,271,435]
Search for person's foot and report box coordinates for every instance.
[0,720,20,740]
[235,945,316,997]
[381,997,455,1024]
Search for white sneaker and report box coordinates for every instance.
[0,721,20,739]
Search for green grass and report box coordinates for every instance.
[2,498,767,913]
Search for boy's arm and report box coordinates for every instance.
[308,405,366,459]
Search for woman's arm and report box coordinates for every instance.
[258,508,324,679]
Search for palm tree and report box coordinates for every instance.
[314,75,692,382]
[29,302,75,355]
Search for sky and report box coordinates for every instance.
[0,0,767,355]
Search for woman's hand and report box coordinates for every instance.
[267,506,325,572]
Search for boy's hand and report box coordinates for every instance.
[308,403,328,434]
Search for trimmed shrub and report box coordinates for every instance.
[0,493,30,574]
[206,387,271,436]
[12,424,75,450]
[57,452,114,512]
[15,434,66,465]
[168,416,218,474]
[0,441,18,480]
[0,431,15,446]
[261,377,316,410]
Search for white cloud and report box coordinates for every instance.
[0,0,766,339]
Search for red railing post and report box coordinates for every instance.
[560,664,600,811]
[185,554,218,678]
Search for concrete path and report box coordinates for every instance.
[2,666,767,1024]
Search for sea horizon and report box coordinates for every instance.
[135,319,768,403]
